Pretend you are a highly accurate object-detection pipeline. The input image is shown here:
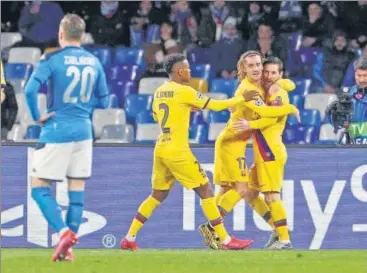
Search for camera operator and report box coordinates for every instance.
[326,57,367,144]
[348,57,367,123]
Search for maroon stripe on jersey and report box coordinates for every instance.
[274,219,287,227]
[202,98,211,109]
[263,211,272,222]
[218,206,227,217]
[254,130,275,162]
[210,217,223,227]
[135,212,148,224]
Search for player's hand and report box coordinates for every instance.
[242,90,259,102]
[36,111,55,125]
[191,106,200,112]
[294,108,301,123]
[233,118,251,132]
[229,106,236,113]
[1,88,6,104]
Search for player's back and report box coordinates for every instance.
[35,46,108,143]
[153,81,196,156]
[253,88,289,162]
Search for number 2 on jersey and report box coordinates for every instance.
[64,65,96,103]
[159,103,171,133]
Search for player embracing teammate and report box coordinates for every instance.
[199,52,299,250]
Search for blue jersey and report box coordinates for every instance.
[25,46,109,143]
[349,85,367,122]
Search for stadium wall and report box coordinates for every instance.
[1,144,367,249]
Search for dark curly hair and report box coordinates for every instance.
[163,54,186,74]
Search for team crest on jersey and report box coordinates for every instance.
[270,96,283,106]
[197,92,205,100]
[255,98,265,106]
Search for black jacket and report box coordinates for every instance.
[1,83,18,131]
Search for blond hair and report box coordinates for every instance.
[237,51,263,81]
[60,13,86,41]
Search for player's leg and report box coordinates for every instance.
[123,189,169,244]
[247,164,278,248]
[215,150,248,218]
[193,182,253,249]
[172,155,253,250]
[121,155,174,250]
[246,164,274,229]
[29,142,75,261]
[264,191,292,249]
[258,160,292,249]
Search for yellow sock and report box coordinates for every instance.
[127,195,160,238]
[217,189,241,217]
[201,197,229,242]
[249,196,274,229]
[215,192,223,205]
[269,200,289,241]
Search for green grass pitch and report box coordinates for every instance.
[2,249,366,273]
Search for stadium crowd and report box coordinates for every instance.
[1,0,366,144]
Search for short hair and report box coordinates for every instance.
[263,56,284,72]
[354,57,367,71]
[237,51,263,81]
[163,54,186,74]
[60,13,86,41]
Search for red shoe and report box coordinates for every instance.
[59,249,73,262]
[221,236,253,250]
[52,230,78,262]
[120,238,138,251]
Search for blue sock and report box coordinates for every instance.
[31,187,67,233]
[66,191,85,234]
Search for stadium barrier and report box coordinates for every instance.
[1,143,367,249]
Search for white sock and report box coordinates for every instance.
[59,228,69,238]
[221,236,231,245]
[125,234,136,242]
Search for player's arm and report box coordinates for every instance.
[94,64,109,109]
[275,78,296,92]
[181,87,254,112]
[1,60,6,87]
[24,56,52,121]
[249,88,291,129]
[248,117,277,129]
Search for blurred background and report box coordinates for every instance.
[1,0,366,145]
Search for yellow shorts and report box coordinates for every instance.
[213,135,249,186]
[151,152,208,190]
[248,159,286,193]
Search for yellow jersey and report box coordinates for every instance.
[250,88,290,162]
[1,61,5,87]
[219,77,297,142]
[153,81,245,157]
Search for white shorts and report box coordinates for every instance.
[30,139,93,181]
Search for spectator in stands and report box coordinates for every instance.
[170,0,198,49]
[130,0,165,31]
[312,30,356,94]
[246,20,287,70]
[90,0,129,47]
[337,1,367,49]
[238,1,264,40]
[1,82,18,141]
[343,42,367,87]
[349,57,367,122]
[17,1,64,49]
[278,1,303,32]
[210,17,246,79]
[143,21,183,77]
[301,2,333,48]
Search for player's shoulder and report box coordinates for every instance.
[40,48,66,62]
